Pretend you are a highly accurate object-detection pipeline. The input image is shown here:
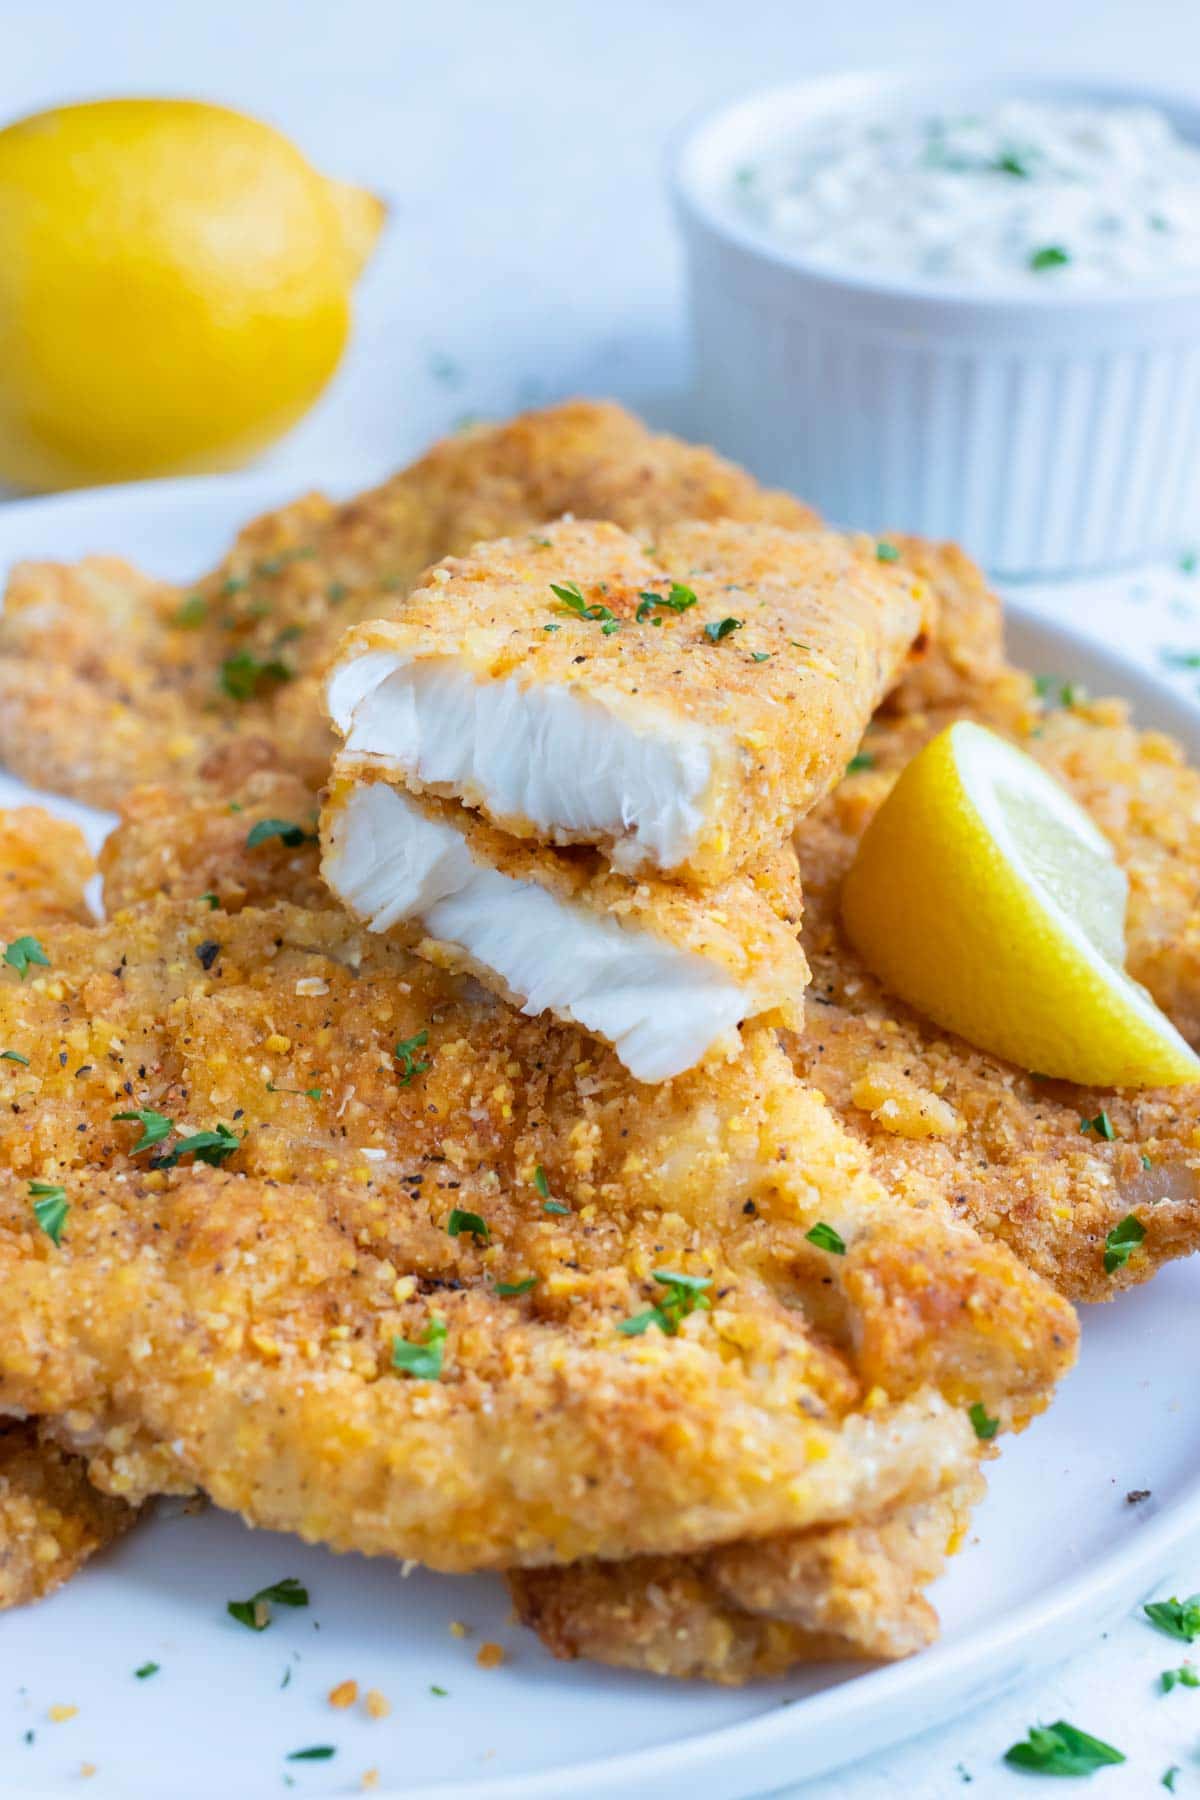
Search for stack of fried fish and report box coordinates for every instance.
[0,402,1196,1682]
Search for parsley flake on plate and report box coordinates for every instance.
[134,1663,160,1680]
[245,817,316,849]
[286,1746,335,1762]
[804,1221,846,1255]
[392,1318,447,1381]
[968,1402,999,1441]
[1029,245,1071,272]
[1145,1594,1200,1643]
[3,936,48,979]
[227,1576,309,1632]
[394,1030,430,1086]
[1161,1662,1199,1692]
[1104,1214,1146,1274]
[112,1108,174,1155]
[447,1207,490,1243]
[29,1180,68,1245]
[1004,1720,1124,1775]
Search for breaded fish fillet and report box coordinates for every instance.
[509,1474,985,1680]
[0,402,819,808]
[320,773,808,1082]
[0,876,1072,1570]
[328,519,928,884]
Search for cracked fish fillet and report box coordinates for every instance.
[0,401,820,808]
[328,518,928,885]
[0,871,1072,1570]
[320,772,808,1083]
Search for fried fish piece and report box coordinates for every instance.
[320,772,808,1082]
[0,886,1072,1570]
[0,402,819,808]
[509,1474,984,1680]
[328,518,927,884]
[0,806,95,929]
[0,1423,135,1609]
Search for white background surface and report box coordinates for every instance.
[4,1,1200,1793]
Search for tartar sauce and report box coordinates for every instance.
[734,100,1200,288]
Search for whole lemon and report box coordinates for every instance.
[0,98,384,489]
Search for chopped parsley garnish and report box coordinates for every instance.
[201,893,220,910]
[968,1401,1000,1441]
[394,1030,430,1086]
[846,752,875,774]
[0,1050,29,1065]
[993,149,1033,178]
[496,1277,537,1297]
[391,1318,447,1380]
[153,1122,241,1170]
[112,1108,174,1154]
[750,651,772,663]
[703,616,742,643]
[1034,672,1083,708]
[29,1181,68,1245]
[227,1576,309,1632]
[1029,245,1071,272]
[1104,1213,1145,1274]
[286,1747,335,1762]
[447,1207,490,1243]
[327,582,348,604]
[543,1200,570,1215]
[1142,1152,1154,1171]
[875,540,901,562]
[805,1221,846,1255]
[1164,1767,1181,1792]
[3,936,48,979]
[173,593,208,628]
[635,582,697,622]
[617,1269,712,1337]
[1161,648,1200,670]
[1080,1110,1115,1140]
[550,581,620,633]
[245,817,316,849]
[430,1685,448,1697]
[533,1166,551,1199]
[1004,1721,1124,1775]
[1181,552,1198,575]
[219,650,292,701]
[1146,1594,1200,1643]
[134,1663,160,1679]
[266,1082,322,1100]
[1161,1662,1199,1692]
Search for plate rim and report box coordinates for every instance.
[0,478,1196,1798]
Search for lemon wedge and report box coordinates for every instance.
[841,720,1200,1087]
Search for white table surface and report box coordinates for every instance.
[7,1,1200,1793]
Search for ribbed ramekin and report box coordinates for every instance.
[672,72,1200,577]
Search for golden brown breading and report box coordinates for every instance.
[0,807,95,930]
[328,518,927,884]
[320,772,809,1081]
[99,738,325,916]
[0,1423,134,1609]
[0,402,819,808]
[0,889,1072,1571]
[509,1474,984,1681]
[885,536,1006,714]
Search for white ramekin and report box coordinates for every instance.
[672,72,1200,577]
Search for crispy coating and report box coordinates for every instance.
[0,883,1072,1570]
[0,1424,134,1609]
[321,771,811,1063]
[99,738,325,916]
[509,1474,984,1681]
[789,663,1200,1302]
[0,402,819,808]
[329,518,928,883]
[885,536,1006,714]
[0,807,94,930]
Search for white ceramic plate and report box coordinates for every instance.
[0,477,1197,1800]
